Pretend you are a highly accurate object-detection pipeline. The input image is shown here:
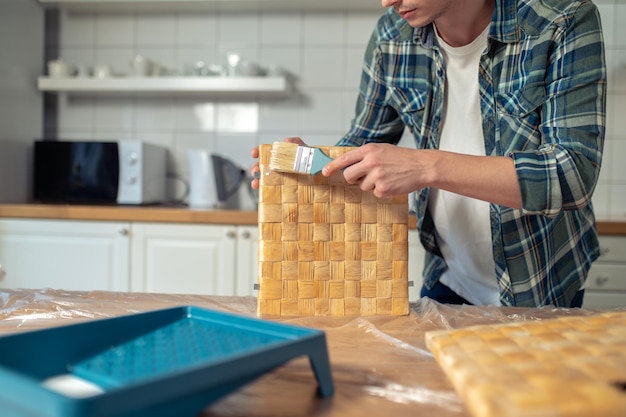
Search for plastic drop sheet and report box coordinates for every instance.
[0,288,605,417]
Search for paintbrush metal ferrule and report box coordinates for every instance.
[294,145,315,174]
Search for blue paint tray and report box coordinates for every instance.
[0,306,334,417]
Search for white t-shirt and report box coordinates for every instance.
[428,24,500,306]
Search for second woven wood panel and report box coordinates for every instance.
[257,144,410,318]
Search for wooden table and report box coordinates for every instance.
[0,288,610,417]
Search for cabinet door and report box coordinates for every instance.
[235,225,258,297]
[583,236,626,309]
[0,219,130,291]
[408,229,424,302]
[130,223,236,295]
[583,292,626,310]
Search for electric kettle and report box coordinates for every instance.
[186,149,246,209]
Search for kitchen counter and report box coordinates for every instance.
[0,203,258,225]
[0,288,616,417]
[0,203,625,235]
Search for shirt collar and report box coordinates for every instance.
[490,0,520,43]
[412,0,520,47]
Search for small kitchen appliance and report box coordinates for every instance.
[186,149,247,209]
[33,140,167,205]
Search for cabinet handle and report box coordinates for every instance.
[595,276,609,287]
[241,231,251,239]
[599,247,610,257]
[119,228,129,237]
[226,230,236,239]
[0,264,5,281]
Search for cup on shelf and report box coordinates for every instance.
[224,53,242,77]
[75,64,92,78]
[130,54,153,77]
[93,64,113,79]
[265,64,288,77]
[189,61,223,77]
[47,59,72,78]
[130,54,164,77]
[237,60,263,76]
[224,53,263,77]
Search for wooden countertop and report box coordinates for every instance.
[0,204,258,225]
[0,204,625,235]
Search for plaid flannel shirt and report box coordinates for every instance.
[336,0,607,307]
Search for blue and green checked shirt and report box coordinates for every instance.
[337,0,607,307]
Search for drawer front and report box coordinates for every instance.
[596,236,626,262]
[583,291,626,309]
[586,264,626,290]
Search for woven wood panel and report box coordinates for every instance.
[425,311,626,417]
[257,144,410,318]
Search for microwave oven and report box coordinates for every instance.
[33,140,168,205]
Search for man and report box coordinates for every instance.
[251,0,607,308]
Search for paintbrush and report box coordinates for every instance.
[269,141,334,175]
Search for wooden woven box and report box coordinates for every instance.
[257,144,410,318]
[425,311,626,417]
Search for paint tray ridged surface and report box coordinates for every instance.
[0,306,334,417]
[425,310,626,417]
[257,144,410,318]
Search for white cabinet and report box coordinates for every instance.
[130,222,259,296]
[583,236,626,309]
[130,223,235,295]
[0,219,130,291]
[407,231,626,309]
[408,229,424,302]
[0,218,258,296]
[235,225,259,297]
[129,222,259,296]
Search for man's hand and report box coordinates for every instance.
[322,143,425,198]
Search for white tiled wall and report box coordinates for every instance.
[46,9,381,208]
[45,3,626,217]
[595,0,626,220]
[0,0,43,203]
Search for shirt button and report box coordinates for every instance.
[538,144,555,152]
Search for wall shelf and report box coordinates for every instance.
[37,76,290,97]
[38,0,384,12]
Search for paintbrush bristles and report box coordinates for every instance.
[269,141,301,173]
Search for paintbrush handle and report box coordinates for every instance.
[310,149,334,175]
